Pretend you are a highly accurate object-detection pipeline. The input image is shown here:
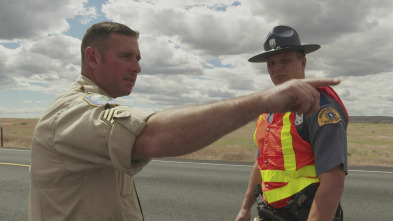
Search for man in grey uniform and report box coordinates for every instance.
[235,25,348,221]
[29,21,340,221]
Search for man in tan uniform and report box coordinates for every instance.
[29,21,340,221]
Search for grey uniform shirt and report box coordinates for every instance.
[29,76,153,221]
[261,90,348,176]
[305,90,348,176]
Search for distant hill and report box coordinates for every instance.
[349,116,393,124]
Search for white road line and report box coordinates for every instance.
[152,160,393,174]
[0,148,30,152]
[2,149,392,174]
[348,169,393,174]
[152,159,253,168]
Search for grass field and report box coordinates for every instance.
[1,118,392,167]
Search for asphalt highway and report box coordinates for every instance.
[0,148,392,221]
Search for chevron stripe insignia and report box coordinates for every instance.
[101,106,130,125]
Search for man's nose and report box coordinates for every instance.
[130,60,141,74]
[273,63,282,73]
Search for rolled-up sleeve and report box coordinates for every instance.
[108,107,154,175]
[53,98,153,176]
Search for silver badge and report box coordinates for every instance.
[269,38,276,49]
[325,110,337,120]
[294,113,304,126]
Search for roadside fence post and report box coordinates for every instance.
[0,124,3,147]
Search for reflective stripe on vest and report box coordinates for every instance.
[255,112,319,204]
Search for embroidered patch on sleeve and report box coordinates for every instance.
[83,94,118,106]
[101,106,130,125]
[318,107,342,126]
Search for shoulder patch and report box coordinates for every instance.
[318,107,342,126]
[83,94,118,106]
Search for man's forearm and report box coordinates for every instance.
[241,162,262,210]
[134,91,264,158]
[235,161,262,221]
[307,166,345,221]
[132,78,340,159]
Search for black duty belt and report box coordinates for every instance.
[255,183,343,221]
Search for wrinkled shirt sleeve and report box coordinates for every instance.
[306,101,348,176]
[53,98,154,176]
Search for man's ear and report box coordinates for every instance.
[301,56,307,70]
[85,47,99,69]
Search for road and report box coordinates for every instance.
[0,148,392,221]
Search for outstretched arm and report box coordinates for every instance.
[132,78,340,159]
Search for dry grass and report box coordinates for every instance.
[0,118,38,148]
[1,118,392,167]
[347,123,393,166]
[178,122,393,167]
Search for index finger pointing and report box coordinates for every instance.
[302,78,341,88]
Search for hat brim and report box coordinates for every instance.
[248,44,321,63]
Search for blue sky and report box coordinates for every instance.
[1,0,393,118]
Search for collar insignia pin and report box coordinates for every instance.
[295,113,304,126]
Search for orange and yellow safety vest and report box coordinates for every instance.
[254,86,348,208]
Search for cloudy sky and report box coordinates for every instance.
[1,0,392,118]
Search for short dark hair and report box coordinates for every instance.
[81,21,139,64]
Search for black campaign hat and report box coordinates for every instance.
[248,25,321,63]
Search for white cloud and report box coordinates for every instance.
[335,72,393,116]
[0,105,48,118]
[0,0,97,41]
[102,0,263,56]
[138,35,204,76]
[1,35,81,94]
[1,0,393,117]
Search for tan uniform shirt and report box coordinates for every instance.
[29,76,153,221]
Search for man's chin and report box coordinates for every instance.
[114,90,133,98]
[125,88,133,96]
[274,80,285,86]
